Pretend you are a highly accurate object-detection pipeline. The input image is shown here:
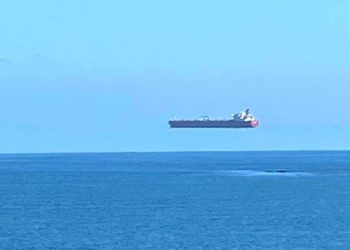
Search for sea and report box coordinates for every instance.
[0,151,350,249]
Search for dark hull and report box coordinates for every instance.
[169,120,259,128]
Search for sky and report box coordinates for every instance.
[1,0,350,153]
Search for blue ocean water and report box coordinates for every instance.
[1,151,350,249]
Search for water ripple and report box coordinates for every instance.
[217,170,314,177]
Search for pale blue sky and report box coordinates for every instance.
[1,0,350,153]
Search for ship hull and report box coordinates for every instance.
[169,120,259,128]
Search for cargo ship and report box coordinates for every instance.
[169,109,259,128]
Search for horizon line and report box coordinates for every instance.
[0,149,350,156]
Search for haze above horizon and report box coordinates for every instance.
[1,0,350,153]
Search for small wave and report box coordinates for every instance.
[217,170,314,177]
